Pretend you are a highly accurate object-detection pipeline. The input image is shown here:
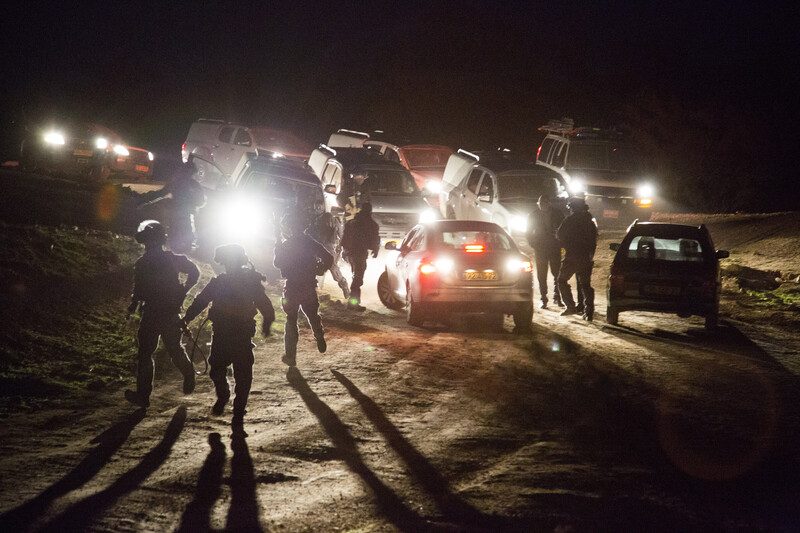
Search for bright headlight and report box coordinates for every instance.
[419,209,437,223]
[44,132,65,145]
[95,137,108,150]
[636,184,654,198]
[113,145,130,156]
[218,196,264,239]
[424,179,442,194]
[511,215,527,233]
[148,152,154,161]
[570,179,585,195]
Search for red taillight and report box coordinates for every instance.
[181,142,187,159]
[520,260,533,273]
[464,244,484,253]
[609,264,624,291]
[537,145,542,159]
[419,262,436,275]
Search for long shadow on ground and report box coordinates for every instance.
[36,406,187,533]
[176,432,226,533]
[0,408,146,531]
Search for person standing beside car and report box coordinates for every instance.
[273,211,333,366]
[556,197,598,321]
[526,194,565,309]
[340,202,380,311]
[124,220,199,409]
[308,199,350,300]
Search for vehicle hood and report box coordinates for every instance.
[369,194,430,214]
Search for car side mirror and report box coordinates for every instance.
[324,184,337,194]
[478,193,492,202]
[609,243,620,251]
[716,250,730,259]
[384,241,397,251]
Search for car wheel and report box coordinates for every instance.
[704,312,719,330]
[378,271,404,310]
[606,306,619,325]
[406,287,425,327]
[512,301,534,334]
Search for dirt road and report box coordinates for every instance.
[1,214,799,532]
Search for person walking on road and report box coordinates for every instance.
[340,202,380,311]
[182,244,275,426]
[308,199,350,300]
[273,211,333,366]
[125,220,199,409]
[556,197,598,321]
[527,194,565,309]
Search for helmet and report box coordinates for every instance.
[567,196,586,210]
[359,202,373,216]
[135,220,166,245]
[214,243,249,266]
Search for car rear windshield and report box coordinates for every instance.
[568,143,642,173]
[497,173,566,200]
[438,229,513,251]
[361,170,421,196]
[625,236,706,262]
[401,148,452,169]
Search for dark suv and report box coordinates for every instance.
[607,221,729,329]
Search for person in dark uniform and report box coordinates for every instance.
[125,220,199,408]
[307,199,350,300]
[141,162,206,253]
[273,211,333,366]
[556,197,598,321]
[340,202,380,311]
[182,244,275,425]
[526,194,565,309]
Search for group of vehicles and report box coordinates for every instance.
[19,116,724,331]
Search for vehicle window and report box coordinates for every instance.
[407,230,425,251]
[401,147,452,169]
[566,143,608,170]
[551,141,567,167]
[400,228,420,251]
[478,174,494,199]
[496,172,563,200]
[322,163,338,186]
[439,229,513,251]
[218,126,235,143]
[234,128,252,146]
[538,138,555,163]
[364,143,382,154]
[466,169,483,194]
[626,236,705,262]
[385,149,401,164]
[361,169,420,196]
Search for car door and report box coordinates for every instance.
[471,172,496,223]
[456,168,484,220]
[321,161,344,214]
[217,127,253,177]
[397,227,426,296]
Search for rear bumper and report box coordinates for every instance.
[420,285,532,306]
[608,296,717,317]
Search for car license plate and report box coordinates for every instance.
[643,285,680,296]
[603,209,619,219]
[135,164,149,172]
[73,149,93,157]
[464,271,497,281]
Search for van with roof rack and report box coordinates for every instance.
[535,118,655,227]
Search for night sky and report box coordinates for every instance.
[2,1,798,172]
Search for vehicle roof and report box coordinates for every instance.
[242,154,320,185]
[627,222,711,240]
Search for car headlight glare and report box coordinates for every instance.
[44,132,65,145]
[419,209,437,224]
[148,152,154,161]
[95,137,108,150]
[511,215,527,233]
[424,179,442,194]
[219,196,264,238]
[113,145,130,156]
[570,179,585,194]
[636,184,654,198]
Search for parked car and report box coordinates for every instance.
[181,119,313,188]
[606,221,729,329]
[536,118,655,227]
[439,150,569,240]
[20,122,153,182]
[378,219,534,332]
[308,144,437,245]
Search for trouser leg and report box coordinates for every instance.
[282,297,300,359]
[534,248,550,304]
[231,348,254,416]
[135,323,160,398]
[576,262,595,314]
[350,255,367,303]
[208,334,231,401]
[300,292,324,341]
[557,259,578,309]
[549,246,562,302]
[161,321,193,377]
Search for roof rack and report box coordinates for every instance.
[318,143,337,156]
[336,128,370,139]
[538,118,575,135]
[457,148,480,162]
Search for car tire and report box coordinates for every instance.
[378,271,404,310]
[406,287,425,327]
[606,306,619,325]
[512,301,534,334]
[704,312,719,330]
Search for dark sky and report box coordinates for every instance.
[2,1,798,161]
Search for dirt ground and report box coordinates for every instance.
[1,211,799,532]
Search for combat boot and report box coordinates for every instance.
[316,336,327,353]
[212,391,230,415]
[125,389,150,408]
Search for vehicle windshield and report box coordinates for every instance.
[568,143,642,173]
[438,229,513,252]
[625,236,705,262]
[401,148,452,169]
[497,173,566,200]
[360,169,421,196]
